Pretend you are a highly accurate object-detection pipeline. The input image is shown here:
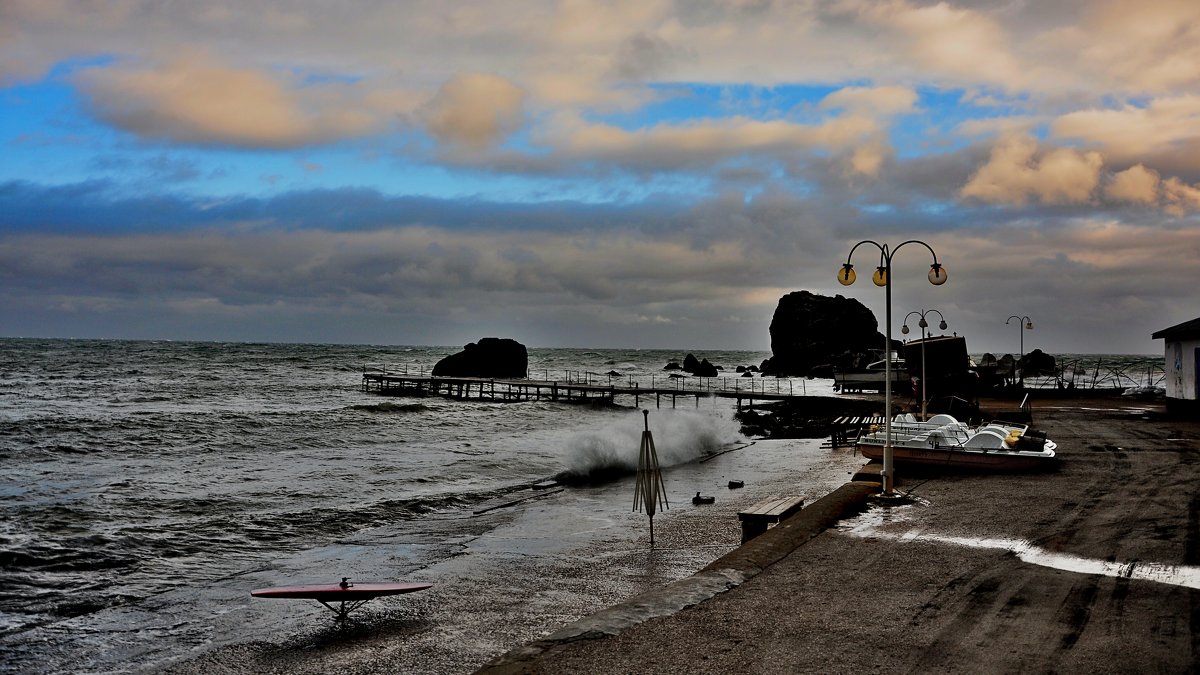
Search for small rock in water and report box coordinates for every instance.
[728,480,744,489]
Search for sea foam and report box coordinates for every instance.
[554,409,742,484]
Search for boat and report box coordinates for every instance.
[855,413,1057,471]
[834,354,909,393]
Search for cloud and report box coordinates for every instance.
[847,143,888,177]
[843,0,1025,90]
[954,116,1041,139]
[2,180,1197,351]
[1105,164,1159,205]
[1052,96,1200,170]
[820,85,918,116]
[816,85,915,177]
[423,73,527,149]
[1044,0,1200,94]
[75,51,416,149]
[1097,163,1200,215]
[6,1,1200,351]
[960,135,1103,205]
[542,112,880,171]
[1162,177,1200,217]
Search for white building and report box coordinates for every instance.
[1152,317,1200,414]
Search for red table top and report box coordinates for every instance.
[251,582,433,601]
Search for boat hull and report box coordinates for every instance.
[857,443,1055,471]
[835,370,909,393]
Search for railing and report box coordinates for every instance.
[1019,357,1166,391]
[362,365,810,398]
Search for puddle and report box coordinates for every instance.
[839,507,1200,590]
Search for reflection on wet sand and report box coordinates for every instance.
[838,505,1200,590]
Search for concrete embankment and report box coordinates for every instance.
[480,477,882,673]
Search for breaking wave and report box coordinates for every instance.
[553,410,742,484]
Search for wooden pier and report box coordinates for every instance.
[361,372,803,409]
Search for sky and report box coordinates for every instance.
[1,1,1197,354]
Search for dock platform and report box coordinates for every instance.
[361,372,804,409]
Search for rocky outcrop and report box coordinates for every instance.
[759,291,897,376]
[668,354,719,377]
[692,358,718,377]
[1019,349,1057,377]
[432,338,528,378]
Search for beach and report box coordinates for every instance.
[160,436,865,674]
[0,339,857,673]
[3,340,1186,673]
[482,396,1200,673]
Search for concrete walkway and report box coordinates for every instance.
[480,399,1200,673]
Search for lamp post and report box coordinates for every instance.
[902,309,948,421]
[838,240,947,495]
[1006,315,1033,383]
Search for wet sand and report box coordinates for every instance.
[161,436,866,674]
[483,397,1200,673]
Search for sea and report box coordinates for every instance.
[0,339,1165,673]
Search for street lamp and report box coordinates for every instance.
[1006,315,1033,383]
[902,309,947,421]
[838,240,947,495]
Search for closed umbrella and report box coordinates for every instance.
[632,409,669,545]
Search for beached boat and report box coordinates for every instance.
[856,413,1057,471]
[835,356,909,393]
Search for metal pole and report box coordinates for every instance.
[883,255,894,495]
[921,324,927,421]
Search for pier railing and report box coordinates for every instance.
[363,366,807,394]
[361,366,811,408]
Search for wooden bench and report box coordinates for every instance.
[737,495,805,543]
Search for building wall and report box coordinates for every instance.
[1164,338,1200,401]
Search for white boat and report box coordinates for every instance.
[856,413,1057,471]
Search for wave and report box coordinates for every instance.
[101,395,174,404]
[346,402,429,414]
[0,541,136,574]
[554,409,742,485]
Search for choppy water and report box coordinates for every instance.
[0,339,1163,673]
[1,339,832,672]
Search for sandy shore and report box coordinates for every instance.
[482,396,1200,673]
[160,436,866,674]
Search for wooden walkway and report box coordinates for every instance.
[361,372,802,409]
[828,415,886,446]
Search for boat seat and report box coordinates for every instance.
[963,429,1007,448]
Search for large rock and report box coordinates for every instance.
[693,358,718,377]
[760,291,897,376]
[681,353,719,377]
[432,338,528,378]
[1019,349,1057,377]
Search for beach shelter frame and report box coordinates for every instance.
[633,409,669,544]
